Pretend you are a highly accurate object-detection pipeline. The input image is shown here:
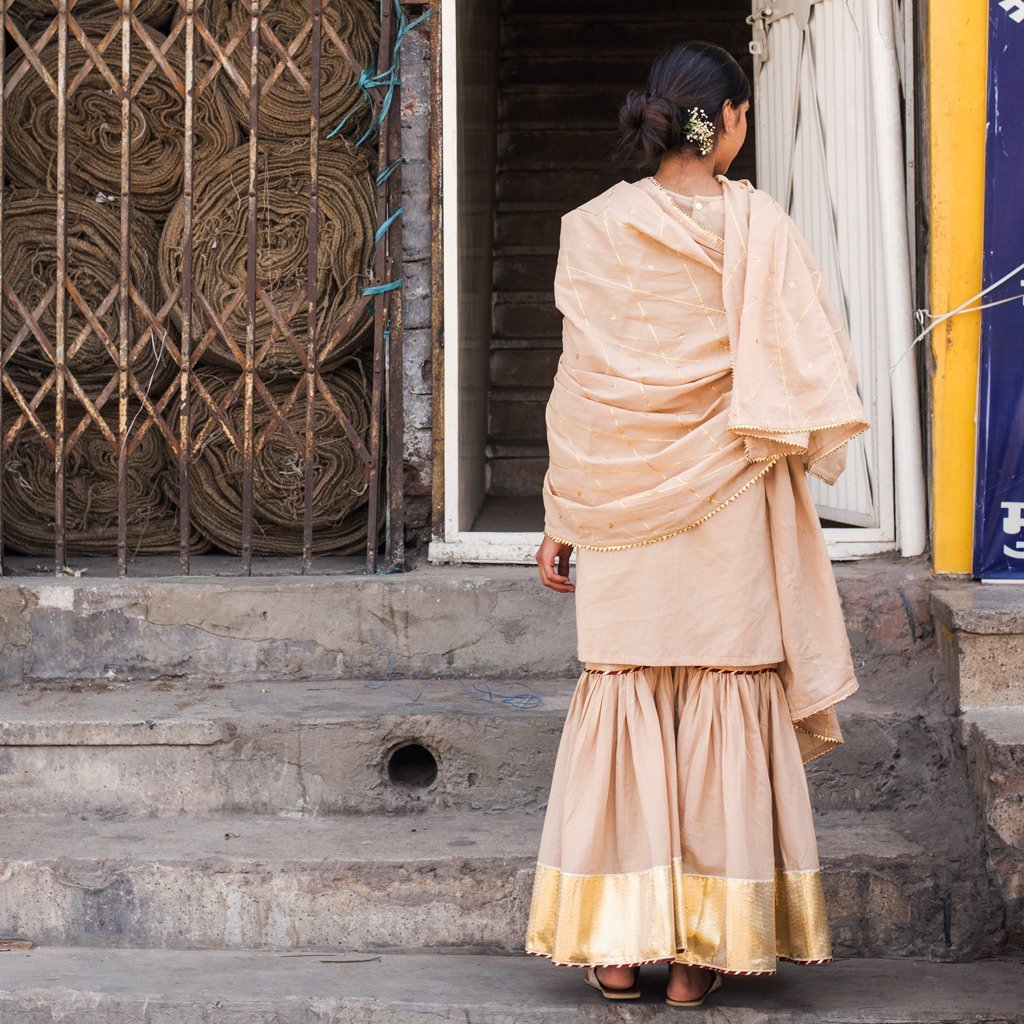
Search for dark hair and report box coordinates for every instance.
[617,41,751,168]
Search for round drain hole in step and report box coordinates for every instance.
[387,743,438,788]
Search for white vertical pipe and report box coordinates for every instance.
[867,0,927,556]
[440,0,460,542]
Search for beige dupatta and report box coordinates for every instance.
[543,175,867,551]
[543,175,868,762]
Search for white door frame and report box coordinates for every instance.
[430,0,924,565]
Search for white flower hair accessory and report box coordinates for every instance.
[682,106,715,156]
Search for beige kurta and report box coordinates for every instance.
[576,472,784,667]
[561,178,859,759]
[573,186,788,667]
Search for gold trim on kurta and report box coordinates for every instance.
[525,860,831,975]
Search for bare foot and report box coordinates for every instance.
[595,965,639,991]
[667,962,715,1002]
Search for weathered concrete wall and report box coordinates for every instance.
[0,810,962,958]
[1,950,1023,1024]
[0,569,578,684]
[0,677,577,818]
[0,556,948,686]
[935,587,1024,949]
[399,12,435,548]
[3,953,1024,1023]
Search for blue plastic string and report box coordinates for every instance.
[376,156,404,186]
[362,280,403,296]
[374,206,403,243]
[330,2,430,299]
[328,2,432,145]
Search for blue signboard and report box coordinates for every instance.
[974,0,1024,580]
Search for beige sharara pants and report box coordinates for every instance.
[524,663,832,975]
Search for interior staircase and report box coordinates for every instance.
[483,0,756,526]
[0,558,1021,1020]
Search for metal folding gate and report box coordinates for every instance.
[0,0,408,575]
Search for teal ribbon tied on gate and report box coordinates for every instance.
[328,1,433,146]
[329,1,433,298]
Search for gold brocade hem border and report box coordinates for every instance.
[525,860,832,975]
[525,949,833,976]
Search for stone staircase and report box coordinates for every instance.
[0,558,1021,1021]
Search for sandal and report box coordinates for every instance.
[584,965,641,1000]
[666,969,722,1007]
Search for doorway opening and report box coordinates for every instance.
[434,0,922,564]
[479,0,755,536]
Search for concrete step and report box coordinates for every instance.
[934,586,1024,708]
[499,88,624,126]
[501,18,751,53]
[0,809,975,956]
[493,293,562,338]
[961,707,1024,947]
[498,128,616,165]
[0,570,585,683]
[934,586,1024,947]
[488,387,548,445]
[503,0,746,16]
[1,949,1022,1024]
[499,55,662,88]
[485,443,549,460]
[0,677,574,817]
[494,253,558,292]
[0,552,929,688]
[487,456,548,497]
[471,495,545,532]
[490,347,560,388]
[496,168,617,205]
[0,680,952,817]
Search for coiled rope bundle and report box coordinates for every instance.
[2,404,207,557]
[188,364,372,555]
[1,190,172,391]
[158,141,375,374]
[192,0,379,142]
[9,0,180,38]
[4,20,239,217]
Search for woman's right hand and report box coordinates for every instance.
[536,535,575,593]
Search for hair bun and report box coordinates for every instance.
[616,41,751,170]
[619,89,650,131]
[617,91,679,166]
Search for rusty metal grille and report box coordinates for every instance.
[0,0,406,575]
